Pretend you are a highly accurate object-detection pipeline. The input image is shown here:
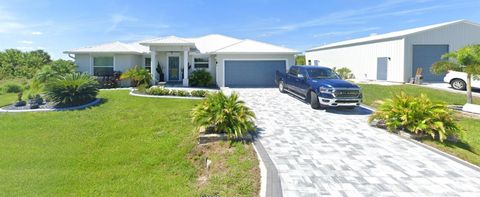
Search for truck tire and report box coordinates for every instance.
[278,80,286,93]
[450,79,466,90]
[309,91,322,109]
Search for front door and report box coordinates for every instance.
[168,56,180,81]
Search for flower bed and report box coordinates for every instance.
[0,98,101,113]
[144,87,211,97]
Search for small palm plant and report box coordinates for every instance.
[431,45,480,104]
[45,73,99,107]
[369,92,462,142]
[191,91,256,139]
[120,65,152,87]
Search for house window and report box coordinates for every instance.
[93,57,114,76]
[145,58,151,72]
[194,57,209,69]
[307,60,312,65]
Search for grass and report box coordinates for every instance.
[0,93,17,107]
[0,90,259,196]
[359,83,480,167]
[359,84,480,108]
[190,142,260,196]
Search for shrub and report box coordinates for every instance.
[368,92,462,142]
[1,82,23,93]
[192,92,256,139]
[120,65,151,87]
[44,73,99,107]
[191,90,209,97]
[335,67,354,79]
[145,87,170,95]
[173,90,190,97]
[189,69,212,87]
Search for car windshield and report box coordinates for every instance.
[306,68,339,79]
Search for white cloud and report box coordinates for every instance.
[19,40,34,44]
[31,31,43,35]
[16,46,45,51]
[107,13,138,32]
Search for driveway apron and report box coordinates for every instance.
[233,88,480,197]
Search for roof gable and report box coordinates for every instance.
[307,20,478,51]
[214,39,298,54]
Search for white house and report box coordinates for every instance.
[64,34,298,87]
[305,20,480,82]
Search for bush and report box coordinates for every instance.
[191,92,256,139]
[189,69,212,87]
[191,90,209,97]
[145,87,170,95]
[335,67,354,79]
[120,65,151,87]
[368,92,462,142]
[1,82,23,93]
[172,90,190,97]
[44,73,99,107]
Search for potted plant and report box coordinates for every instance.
[156,63,165,82]
[14,92,27,107]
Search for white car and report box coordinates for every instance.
[443,71,480,90]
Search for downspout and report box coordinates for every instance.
[67,53,75,59]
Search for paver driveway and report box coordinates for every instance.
[232,88,480,197]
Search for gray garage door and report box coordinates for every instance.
[413,45,449,82]
[225,60,286,87]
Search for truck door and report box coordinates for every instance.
[286,67,299,92]
[296,68,310,97]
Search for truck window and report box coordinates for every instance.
[288,67,299,75]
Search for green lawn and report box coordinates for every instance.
[359,83,480,166]
[359,84,480,108]
[0,90,259,196]
[0,93,16,107]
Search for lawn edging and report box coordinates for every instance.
[129,90,204,100]
[0,98,101,113]
[251,136,283,197]
[362,104,480,173]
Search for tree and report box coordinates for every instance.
[431,45,480,104]
[0,49,52,79]
[295,55,306,65]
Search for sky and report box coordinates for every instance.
[0,0,479,59]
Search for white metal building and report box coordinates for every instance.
[305,20,480,82]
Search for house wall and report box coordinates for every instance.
[115,54,143,72]
[215,53,295,87]
[305,38,405,82]
[404,22,480,81]
[189,55,217,85]
[74,54,91,74]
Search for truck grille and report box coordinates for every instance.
[334,89,360,98]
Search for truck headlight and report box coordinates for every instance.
[319,87,334,93]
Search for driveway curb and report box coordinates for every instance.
[252,136,283,197]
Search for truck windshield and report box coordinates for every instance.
[306,68,339,79]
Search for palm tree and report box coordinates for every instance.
[191,92,256,139]
[431,45,480,104]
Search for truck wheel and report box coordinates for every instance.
[451,79,466,90]
[309,91,322,109]
[278,80,286,93]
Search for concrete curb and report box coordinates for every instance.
[129,91,205,100]
[0,99,101,113]
[252,137,283,197]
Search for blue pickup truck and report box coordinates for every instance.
[275,65,362,109]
